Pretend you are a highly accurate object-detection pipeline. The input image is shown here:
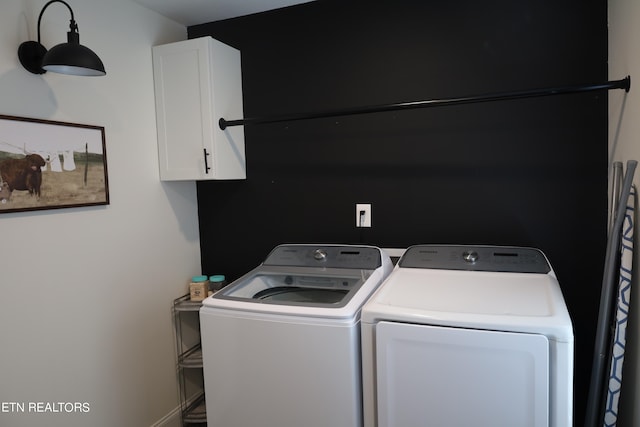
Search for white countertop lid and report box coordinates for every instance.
[362,267,574,342]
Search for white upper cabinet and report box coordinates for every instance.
[153,37,246,181]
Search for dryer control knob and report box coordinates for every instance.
[463,251,479,263]
[314,249,327,261]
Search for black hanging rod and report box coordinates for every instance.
[219,76,630,130]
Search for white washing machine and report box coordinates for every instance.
[361,245,574,427]
[200,244,393,427]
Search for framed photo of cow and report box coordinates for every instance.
[0,114,109,214]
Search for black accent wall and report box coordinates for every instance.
[190,0,608,424]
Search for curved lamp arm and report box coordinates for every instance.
[18,0,105,76]
[37,0,76,44]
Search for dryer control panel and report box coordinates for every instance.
[399,245,551,274]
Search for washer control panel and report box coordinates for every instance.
[263,244,382,269]
[399,245,551,274]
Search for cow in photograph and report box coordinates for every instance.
[0,154,46,200]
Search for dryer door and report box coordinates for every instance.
[376,321,549,427]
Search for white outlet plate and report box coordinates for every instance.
[356,203,372,227]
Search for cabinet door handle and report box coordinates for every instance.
[203,148,211,174]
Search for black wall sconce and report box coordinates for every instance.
[18,0,106,76]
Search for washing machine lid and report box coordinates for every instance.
[204,244,393,318]
[215,268,365,308]
[362,245,573,341]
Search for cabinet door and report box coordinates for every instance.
[153,37,245,180]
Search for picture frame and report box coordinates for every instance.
[0,114,109,214]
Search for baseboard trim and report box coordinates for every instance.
[150,405,181,427]
[151,391,206,427]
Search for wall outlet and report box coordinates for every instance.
[356,203,372,227]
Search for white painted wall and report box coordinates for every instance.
[0,1,197,426]
[609,1,640,426]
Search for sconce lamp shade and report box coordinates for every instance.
[17,0,105,77]
[42,32,106,76]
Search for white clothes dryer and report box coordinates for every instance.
[200,244,393,427]
[361,245,574,427]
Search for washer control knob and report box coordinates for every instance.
[463,251,479,263]
[313,249,327,261]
